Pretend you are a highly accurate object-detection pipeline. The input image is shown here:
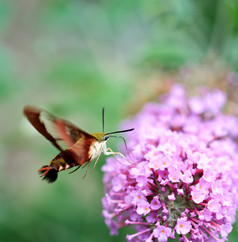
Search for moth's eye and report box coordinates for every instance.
[104,135,109,141]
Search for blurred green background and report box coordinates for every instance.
[1,0,238,241]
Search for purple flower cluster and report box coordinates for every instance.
[102,85,238,241]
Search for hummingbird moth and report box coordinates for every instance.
[23,106,134,183]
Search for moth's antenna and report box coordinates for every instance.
[102,107,105,133]
[106,128,134,135]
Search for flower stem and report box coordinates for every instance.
[126,228,152,241]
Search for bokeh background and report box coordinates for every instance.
[1,0,238,241]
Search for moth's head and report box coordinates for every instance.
[103,134,110,141]
[92,132,109,142]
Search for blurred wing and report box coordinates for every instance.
[23,105,97,151]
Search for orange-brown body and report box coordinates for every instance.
[24,105,133,183]
[46,133,106,172]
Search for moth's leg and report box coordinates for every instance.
[104,147,125,158]
[68,165,80,174]
[105,147,133,164]
[91,152,102,174]
[83,161,92,179]
[82,162,89,168]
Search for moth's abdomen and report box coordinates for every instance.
[39,165,58,183]
[51,149,79,170]
[39,149,81,183]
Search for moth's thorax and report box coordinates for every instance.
[89,140,107,160]
[91,132,106,142]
